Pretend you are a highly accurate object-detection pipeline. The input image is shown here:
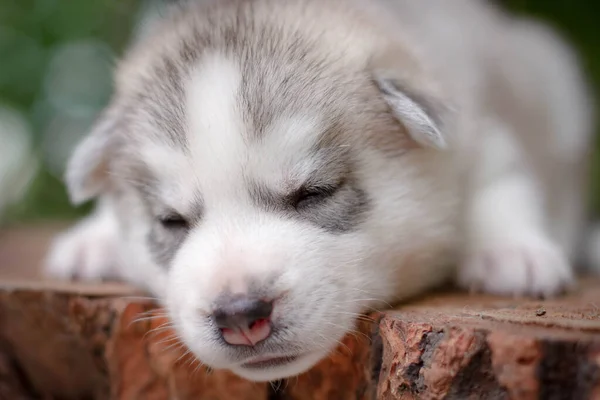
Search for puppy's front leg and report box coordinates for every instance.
[45,198,122,282]
[458,121,573,297]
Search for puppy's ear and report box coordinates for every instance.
[370,44,454,151]
[65,105,122,205]
[374,74,449,150]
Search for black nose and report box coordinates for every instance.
[213,297,274,331]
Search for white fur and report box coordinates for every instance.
[185,54,246,191]
[44,0,596,382]
[163,55,376,380]
[45,199,121,281]
[45,197,169,296]
[459,119,574,296]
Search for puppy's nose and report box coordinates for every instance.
[213,297,273,346]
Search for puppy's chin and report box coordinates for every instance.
[229,351,326,382]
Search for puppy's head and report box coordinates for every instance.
[64,0,456,381]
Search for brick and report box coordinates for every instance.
[376,282,600,399]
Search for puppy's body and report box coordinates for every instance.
[46,0,595,381]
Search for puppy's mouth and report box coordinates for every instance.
[240,354,302,369]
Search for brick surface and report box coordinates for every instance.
[0,225,599,399]
[376,283,600,400]
[0,288,379,399]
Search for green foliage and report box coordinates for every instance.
[2,166,93,224]
[0,0,137,223]
[0,0,137,111]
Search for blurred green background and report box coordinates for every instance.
[0,0,598,226]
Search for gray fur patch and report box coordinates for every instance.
[249,177,370,234]
[299,180,370,233]
[128,181,203,268]
[128,56,188,149]
[246,132,370,234]
[147,222,189,267]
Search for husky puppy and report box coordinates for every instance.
[45,0,596,382]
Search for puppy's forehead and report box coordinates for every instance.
[138,52,339,203]
[187,53,336,188]
[185,53,246,181]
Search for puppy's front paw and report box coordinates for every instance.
[458,235,574,298]
[44,216,120,282]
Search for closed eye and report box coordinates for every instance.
[291,180,343,209]
[158,212,190,230]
